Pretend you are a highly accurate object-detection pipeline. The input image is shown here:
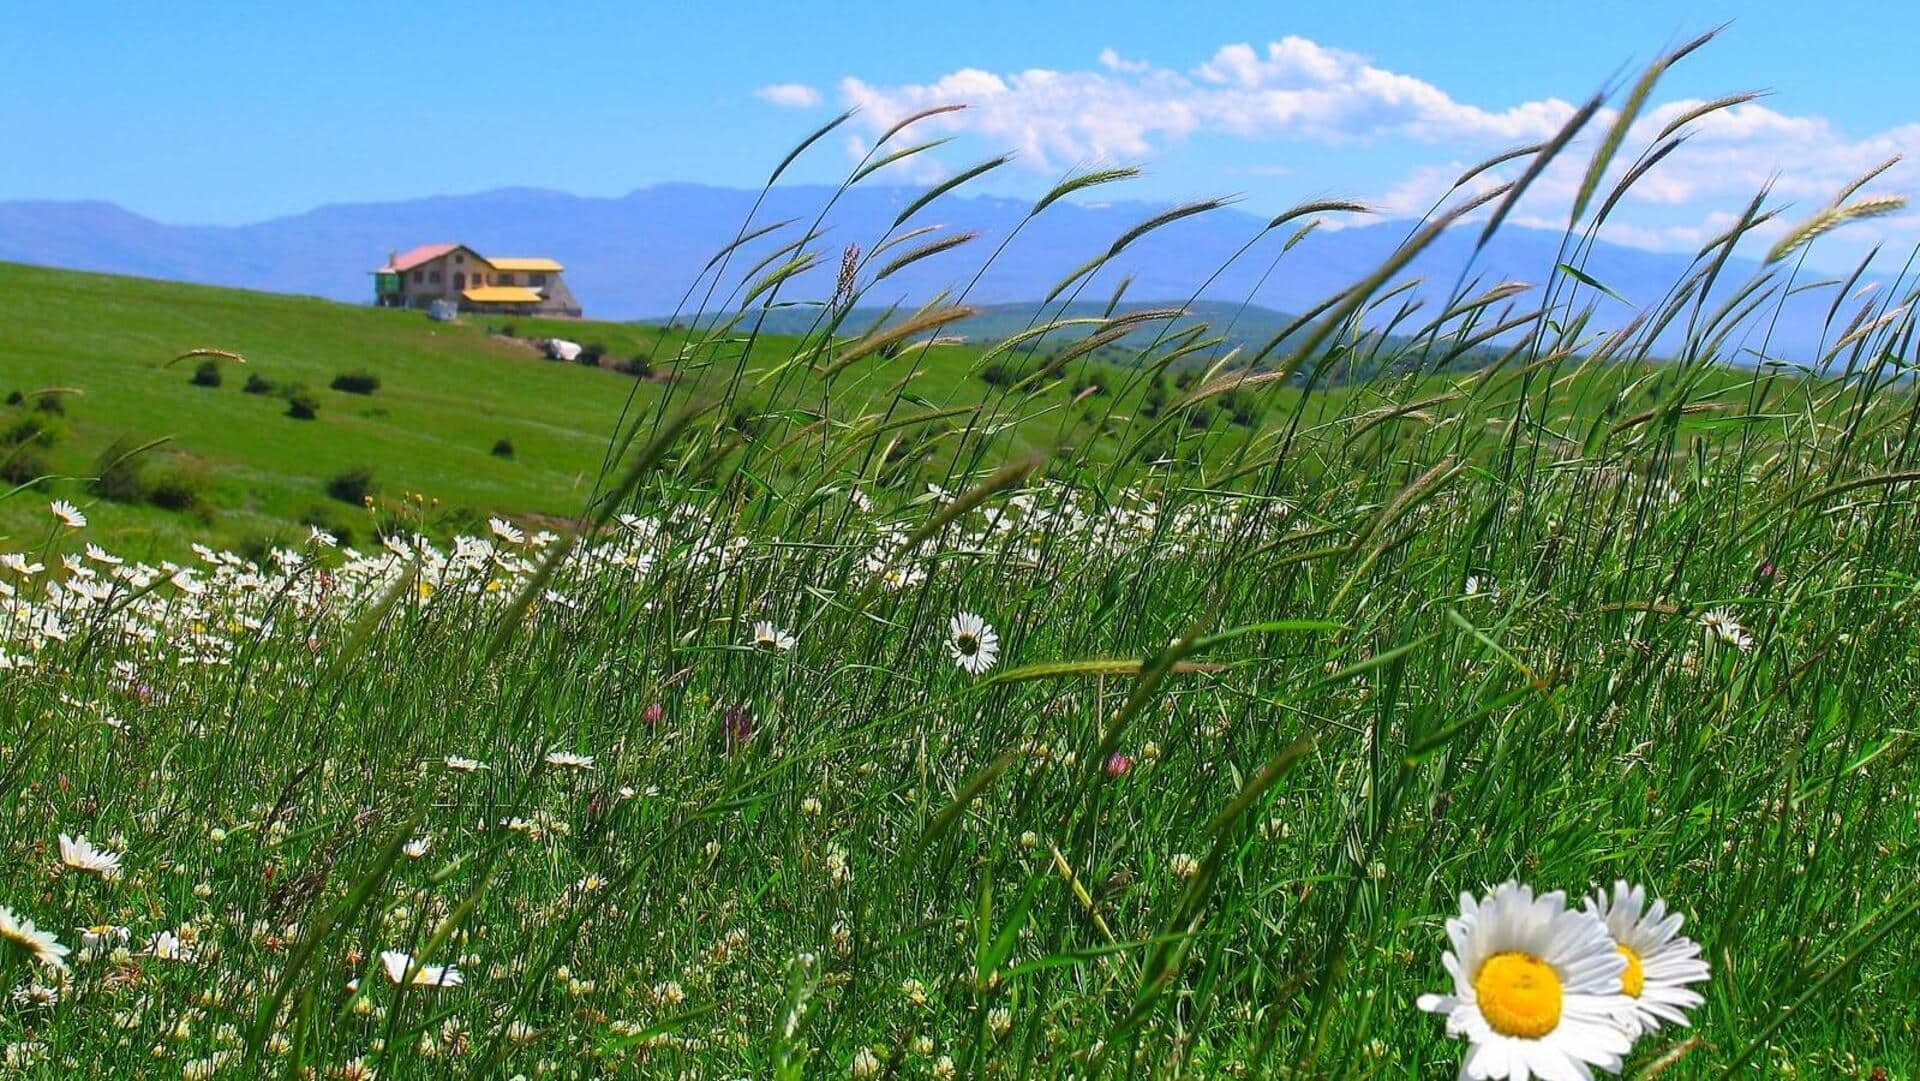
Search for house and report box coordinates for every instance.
[372,243,582,317]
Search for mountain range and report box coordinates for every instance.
[0,183,1858,361]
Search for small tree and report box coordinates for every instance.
[191,359,223,388]
[144,466,205,511]
[285,386,320,420]
[91,437,148,503]
[243,373,275,395]
[491,438,516,459]
[326,466,376,505]
[329,370,381,395]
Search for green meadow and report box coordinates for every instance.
[3,39,1920,1081]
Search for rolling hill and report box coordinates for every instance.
[0,262,1168,559]
[0,183,1847,361]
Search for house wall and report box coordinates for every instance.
[535,274,583,317]
[395,247,487,306]
[383,247,581,316]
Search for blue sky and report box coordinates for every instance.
[6,1,1918,257]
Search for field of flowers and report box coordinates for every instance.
[6,41,1920,1080]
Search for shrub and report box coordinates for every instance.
[2,412,62,449]
[3,390,21,406]
[978,359,1032,387]
[329,370,381,395]
[578,342,607,367]
[34,394,66,415]
[491,438,516,460]
[285,387,320,420]
[243,373,276,395]
[0,446,50,488]
[92,438,149,503]
[326,466,376,506]
[144,466,205,511]
[619,355,653,379]
[191,359,223,388]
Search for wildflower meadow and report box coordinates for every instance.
[4,34,1920,1080]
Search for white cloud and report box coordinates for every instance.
[1352,97,1920,259]
[756,83,824,109]
[835,37,1578,172]
[819,38,1920,262]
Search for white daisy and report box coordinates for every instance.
[1417,881,1633,1080]
[380,949,463,988]
[84,543,124,566]
[57,833,123,881]
[146,929,186,960]
[948,612,1000,675]
[751,620,796,652]
[1697,609,1752,653]
[0,905,70,971]
[444,755,490,773]
[50,501,87,529]
[78,923,130,950]
[1584,882,1710,1038]
[403,837,431,860]
[545,751,594,772]
[488,518,525,546]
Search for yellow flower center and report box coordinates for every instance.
[1474,951,1563,1038]
[1618,944,1645,998]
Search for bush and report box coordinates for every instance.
[326,466,376,506]
[3,390,21,406]
[243,373,276,395]
[144,466,204,511]
[329,370,381,395]
[619,356,654,379]
[491,438,516,460]
[978,359,1034,387]
[2,412,62,449]
[578,342,607,367]
[0,446,50,488]
[191,359,223,388]
[34,394,66,415]
[285,387,320,420]
[91,438,148,503]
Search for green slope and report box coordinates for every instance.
[0,263,686,557]
[0,264,1171,558]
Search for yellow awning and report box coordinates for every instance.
[462,286,543,304]
[486,257,563,272]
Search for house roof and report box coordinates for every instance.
[487,257,563,272]
[382,243,462,272]
[462,286,544,304]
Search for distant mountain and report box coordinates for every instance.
[0,183,1848,360]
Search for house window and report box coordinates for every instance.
[454,253,465,264]
[498,273,515,285]
[454,272,466,288]
[411,270,423,284]
[530,273,548,286]
[430,270,442,284]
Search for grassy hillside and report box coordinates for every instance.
[8,128,1920,1077]
[0,263,1351,559]
[0,263,669,556]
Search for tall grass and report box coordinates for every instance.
[3,41,1920,1079]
